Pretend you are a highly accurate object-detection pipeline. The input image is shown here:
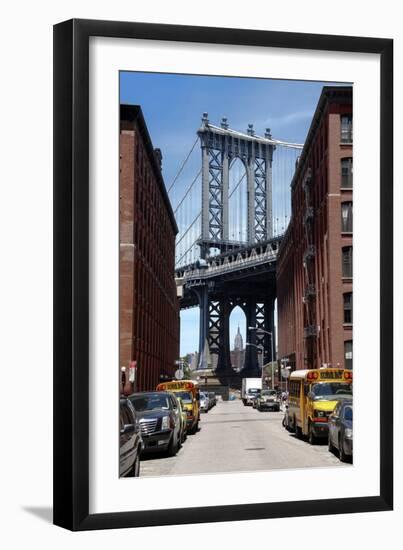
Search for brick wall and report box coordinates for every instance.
[119,106,180,392]
[277,87,353,371]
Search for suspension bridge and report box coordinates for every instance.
[169,113,303,381]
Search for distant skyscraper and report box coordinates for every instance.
[234,325,244,351]
[231,326,245,371]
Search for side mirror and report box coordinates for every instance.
[307,391,315,400]
[120,423,135,435]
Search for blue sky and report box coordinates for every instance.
[120,72,347,356]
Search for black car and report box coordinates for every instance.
[128,392,182,456]
[328,400,353,462]
[119,397,143,477]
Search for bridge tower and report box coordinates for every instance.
[195,114,277,378]
[198,113,275,258]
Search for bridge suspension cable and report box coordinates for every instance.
[167,137,199,195]
[172,121,303,268]
[228,172,246,200]
[175,237,201,268]
[272,143,300,236]
[174,169,202,214]
[175,212,201,246]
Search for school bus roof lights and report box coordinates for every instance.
[289,369,352,382]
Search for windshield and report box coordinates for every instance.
[344,406,353,421]
[130,394,170,411]
[311,383,352,400]
[174,391,193,403]
[261,390,276,396]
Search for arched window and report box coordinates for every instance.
[229,306,246,372]
[228,157,247,243]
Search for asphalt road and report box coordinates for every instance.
[140,398,347,477]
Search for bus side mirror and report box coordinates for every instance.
[308,391,315,400]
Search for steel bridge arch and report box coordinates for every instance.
[197,113,275,258]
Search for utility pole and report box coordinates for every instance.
[248,326,275,389]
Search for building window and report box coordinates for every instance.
[341,157,353,188]
[342,246,353,278]
[341,201,353,232]
[344,340,353,369]
[343,292,353,324]
[341,115,353,142]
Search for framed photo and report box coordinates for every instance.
[53,19,393,530]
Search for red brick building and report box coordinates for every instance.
[120,104,179,392]
[277,87,353,371]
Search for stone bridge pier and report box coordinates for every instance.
[191,281,276,381]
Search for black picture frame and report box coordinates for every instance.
[53,18,393,531]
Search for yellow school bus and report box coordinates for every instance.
[286,368,352,444]
[156,380,200,434]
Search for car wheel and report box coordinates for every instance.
[190,420,199,434]
[308,423,316,445]
[133,454,140,477]
[127,453,140,477]
[167,434,178,457]
[339,436,347,462]
[328,433,335,454]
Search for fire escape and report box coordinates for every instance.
[302,168,317,368]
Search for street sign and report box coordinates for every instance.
[174,369,184,380]
[281,367,290,379]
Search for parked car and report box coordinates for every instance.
[119,397,142,477]
[208,392,217,408]
[128,392,182,456]
[176,396,188,443]
[256,389,281,411]
[328,400,353,462]
[241,378,262,405]
[200,392,210,412]
[156,380,200,434]
[246,388,261,407]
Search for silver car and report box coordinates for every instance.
[199,392,210,412]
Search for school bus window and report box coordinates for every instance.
[311,382,352,399]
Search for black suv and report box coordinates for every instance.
[119,397,143,477]
[128,392,182,456]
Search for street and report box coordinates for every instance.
[140,398,347,477]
